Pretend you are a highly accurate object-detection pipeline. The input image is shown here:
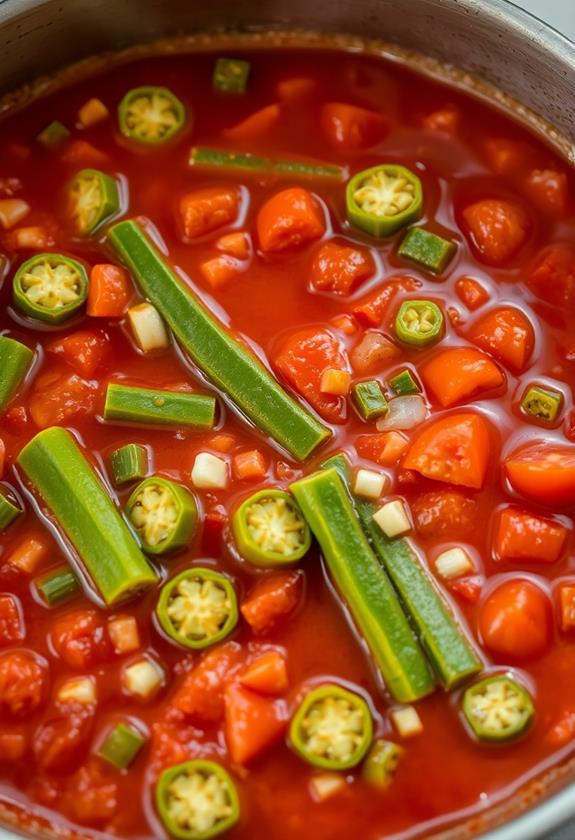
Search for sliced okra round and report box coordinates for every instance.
[67,168,120,235]
[232,488,311,568]
[156,567,238,650]
[362,738,404,789]
[118,86,186,145]
[12,253,89,324]
[126,477,197,555]
[462,674,534,743]
[155,759,240,839]
[395,299,444,348]
[289,684,373,770]
[346,164,423,238]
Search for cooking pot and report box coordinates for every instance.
[0,1,574,838]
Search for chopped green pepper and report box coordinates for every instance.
[35,564,80,607]
[232,489,311,568]
[67,168,120,236]
[346,164,423,238]
[108,220,330,461]
[118,86,186,145]
[289,684,373,770]
[126,477,197,555]
[462,675,534,742]
[104,383,216,430]
[362,739,404,789]
[398,227,456,274]
[12,253,88,324]
[0,336,34,415]
[520,384,562,423]
[395,300,444,347]
[352,380,388,421]
[189,147,345,181]
[97,722,146,769]
[110,443,149,486]
[156,567,238,650]
[17,428,157,606]
[156,759,240,839]
[213,58,251,93]
[0,486,22,531]
[37,120,70,149]
[389,369,420,396]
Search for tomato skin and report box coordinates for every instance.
[479,579,551,660]
[0,650,49,717]
[310,239,374,295]
[462,199,530,265]
[257,188,325,253]
[469,307,535,373]
[34,703,95,773]
[50,610,112,670]
[421,347,505,408]
[320,102,386,150]
[505,441,575,507]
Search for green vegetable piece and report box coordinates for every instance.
[108,220,330,461]
[17,427,157,606]
[68,168,120,236]
[157,567,238,650]
[35,564,80,607]
[0,335,34,415]
[232,489,311,568]
[362,739,404,789]
[118,86,186,144]
[352,380,388,421]
[520,384,562,423]
[213,58,250,93]
[0,486,22,531]
[462,675,534,743]
[272,159,344,180]
[290,469,434,702]
[97,722,146,769]
[126,477,197,555]
[156,759,239,839]
[289,684,373,770]
[189,147,344,181]
[104,383,216,430]
[398,227,456,274]
[110,443,149,486]
[389,369,420,396]
[37,120,70,149]
[346,164,423,238]
[395,300,444,348]
[12,253,88,324]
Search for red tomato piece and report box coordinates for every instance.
[66,762,118,823]
[224,682,286,765]
[179,186,240,240]
[240,650,288,695]
[528,243,575,307]
[88,264,132,317]
[150,721,203,770]
[403,412,491,489]
[421,105,460,134]
[0,729,27,761]
[46,331,108,378]
[201,507,227,555]
[421,347,505,408]
[310,239,375,295]
[320,102,387,150]
[28,371,97,429]
[447,577,482,604]
[558,585,575,633]
[411,489,477,539]
[479,579,551,660]
[50,610,112,670]
[352,276,420,327]
[2,405,28,434]
[274,328,348,423]
[455,276,489,310]
[171,642,244,722]
[34,705,95,773]
[546,710,575,747]
[241,571,303,635]
[0,650,48,717]
[257,188,325,253]
[60,140,108,167]
[350,332,400,375]
[0,594,24,644]
[355,431,409,467]
[469,306,535,372]
[232,449,267,482]
[494,508,567,564]
[462,199,530,265]
[523,169,568,215]
[224,103,281,142]
[482,138,533,175]
[200,255,242,290]
[505,441,575,507]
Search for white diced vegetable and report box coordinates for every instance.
[128,302,169,352]
[123,657,164,698]
[191,452,229,490]
[354,469,387,500]
[57,676,97,705]
[391,706,423,738]
[435,547,474,580]
[0,199,30,230]
[108,615,140,655]
[376,395,427,431]
[78,97,110,127]
[373,499,411,538]
[309,773,347,802]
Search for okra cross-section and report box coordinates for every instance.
[290,468,434,702]
[126,477,197,555]
[67,168,120,236]
[462,674,534,742]
[104,383,216,430]
[0,335,34,415]
[17,427,157,606]
[13,253,88,324]
[232,488,311,567]
[108,220,330,460]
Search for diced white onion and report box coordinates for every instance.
[0,199,30,229]
[123,657,164,698]
[128,302,169,353]
[391,706,423,738]
[354,469,387,500]
[57,676,97,705]
[191,452,229,490]
[435,548,474,580]
[309,773,347,802]
[373,499,412,538]
[376,395,427,431]
[108,615,140,655]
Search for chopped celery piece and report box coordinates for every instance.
[352,380,388,421]
[110,443,149,486]
[213,58,251,93]
[97,722,146,769]
[389,369,420,395]
[398,227,456,273]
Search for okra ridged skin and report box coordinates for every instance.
[107,220,330,461]
[0,335,34,414]
[290,468,434,703]
[104,383,216,429]
[17,427,157,606]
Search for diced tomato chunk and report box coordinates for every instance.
[241,571,303,635]
[274,328,348,423]
[320,102,387,150]
[462,199,530,265]
[34,704,95,772]
[179,185,240,240]
[523,169,568,215]
[224,104,281,142]
[356,431,408,467]
[171,642,244,722]
[224,682,286,765]
[505,441,575,507]
[411,490,477,538]
[310,239,375,295]
[455,276,489,310]
[558,585,575,633]
[8,225,54,250]
[200,255,242,289]
[421,347,505,408]
[2,405,28,434]
[546,710,575,747]
[150,721,202,770]
[257,188,325,253]
[277,78,317,101]
[0,650,48,717]
[216,231,251,259]
[201,506,227,555]
[447,577,482,604]
[494,508,567,564]
[232,449,267,482]
[240,650,288,695]
[66,762,118,823]
[479,579,551,660]
[469,307,535,372]
[50,610,112,670]
[46,331,108,378]
[421,105,459,134]
[0,729,27,761]
[60,140,108,166]
[0,594,24,644]
[482,138,533,175]
[88,264,132,317]
[528,243,575,307]
[403,412,491,489]
[2,535,49,577]
[350,332,400,375]
[352,276,419,327]
[29,371,96,429]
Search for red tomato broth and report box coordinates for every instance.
[0,45,573,840]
